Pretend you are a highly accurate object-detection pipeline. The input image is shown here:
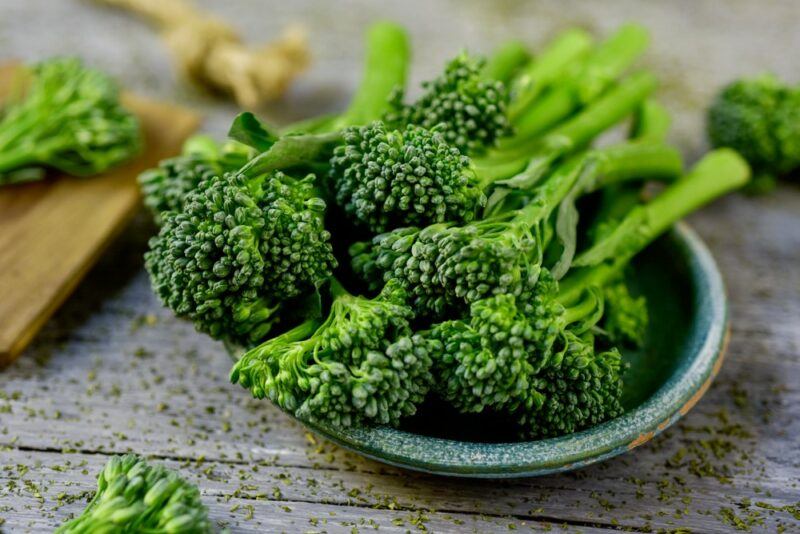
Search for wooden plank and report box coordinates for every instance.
[0,65,201,365]
[1,449,610,533]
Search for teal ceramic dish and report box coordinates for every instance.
[228,222,728,478]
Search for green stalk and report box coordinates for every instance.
[559,149,751,302]
[482,40,531,83]
[589,99,673,241]
[629,99,671,142]
[334,22,410,128]
[550,71,657,149]
[592,141,682,189]
[503,24,649,148]
[507,28,593,120]
[476,71,658,190]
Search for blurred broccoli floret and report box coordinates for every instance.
[145,168,336,345]
[230,280,436,428]
[0,57,140,185]
[601,275,649,348]
[138,135,253,219]
[708,74,800,192]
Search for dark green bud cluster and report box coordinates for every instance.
[518,332,624,439]
[144,169,335,345]
[601,276,649,348]
[430,294,538,413]
[386,52,511,154]
[428,270,569,412]
[708,74,800,179]
[230,281,437,428]
[330,122,485,232]
[138,139,252,218]
[350,215,540,318]
[55,454,212,534]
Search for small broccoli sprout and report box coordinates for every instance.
[330,122,486,232]
[145,169,336,345]
[386,51,511,155]
[230,280,436,428]
[55,454,212,534]
[708,74,800,191]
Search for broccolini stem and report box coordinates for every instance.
[481,41,530,84]
[474,71,658,184]
[630,99,672,142]
[506,24,649,144]
[591,142,683,189]
[562,287,602,324]
[508,28,593,120]
[558,149,751,302]
[551,71,658,149]
[335,21,410,128]
[328,277,353,300]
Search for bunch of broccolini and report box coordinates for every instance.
[0,57,140,185]
[140,21,752,440]
[56,454,212,534]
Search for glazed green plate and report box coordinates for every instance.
[228,222,728,478]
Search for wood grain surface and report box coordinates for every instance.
[0,67,201,365]
[0,1,798,532]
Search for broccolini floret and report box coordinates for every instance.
[385,52,511,154]
[56,454,211,534]
[138,135,253,219]
[601,275,649,348]
[0,57,141,185]
[707,74,800,192]
[145,166,336,345]
[230,280,436,428]
[332,72,658,232]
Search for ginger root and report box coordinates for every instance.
[94,0,310,108]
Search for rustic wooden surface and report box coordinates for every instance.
[0,77,200,365]
[1,1,799,532]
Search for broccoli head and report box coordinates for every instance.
[708,74,800,189]
[145,169,336,345]
[330,122,485,231]
[230,280,436,428]
[386,52,510,154]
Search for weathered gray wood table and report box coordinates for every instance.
[1,1,799,532]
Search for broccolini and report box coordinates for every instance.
[56,454,211,534]
[0,57,140,185]
[145,165,336,345]
[230,280,436,428]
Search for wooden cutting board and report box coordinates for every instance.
[0,63,201,365]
